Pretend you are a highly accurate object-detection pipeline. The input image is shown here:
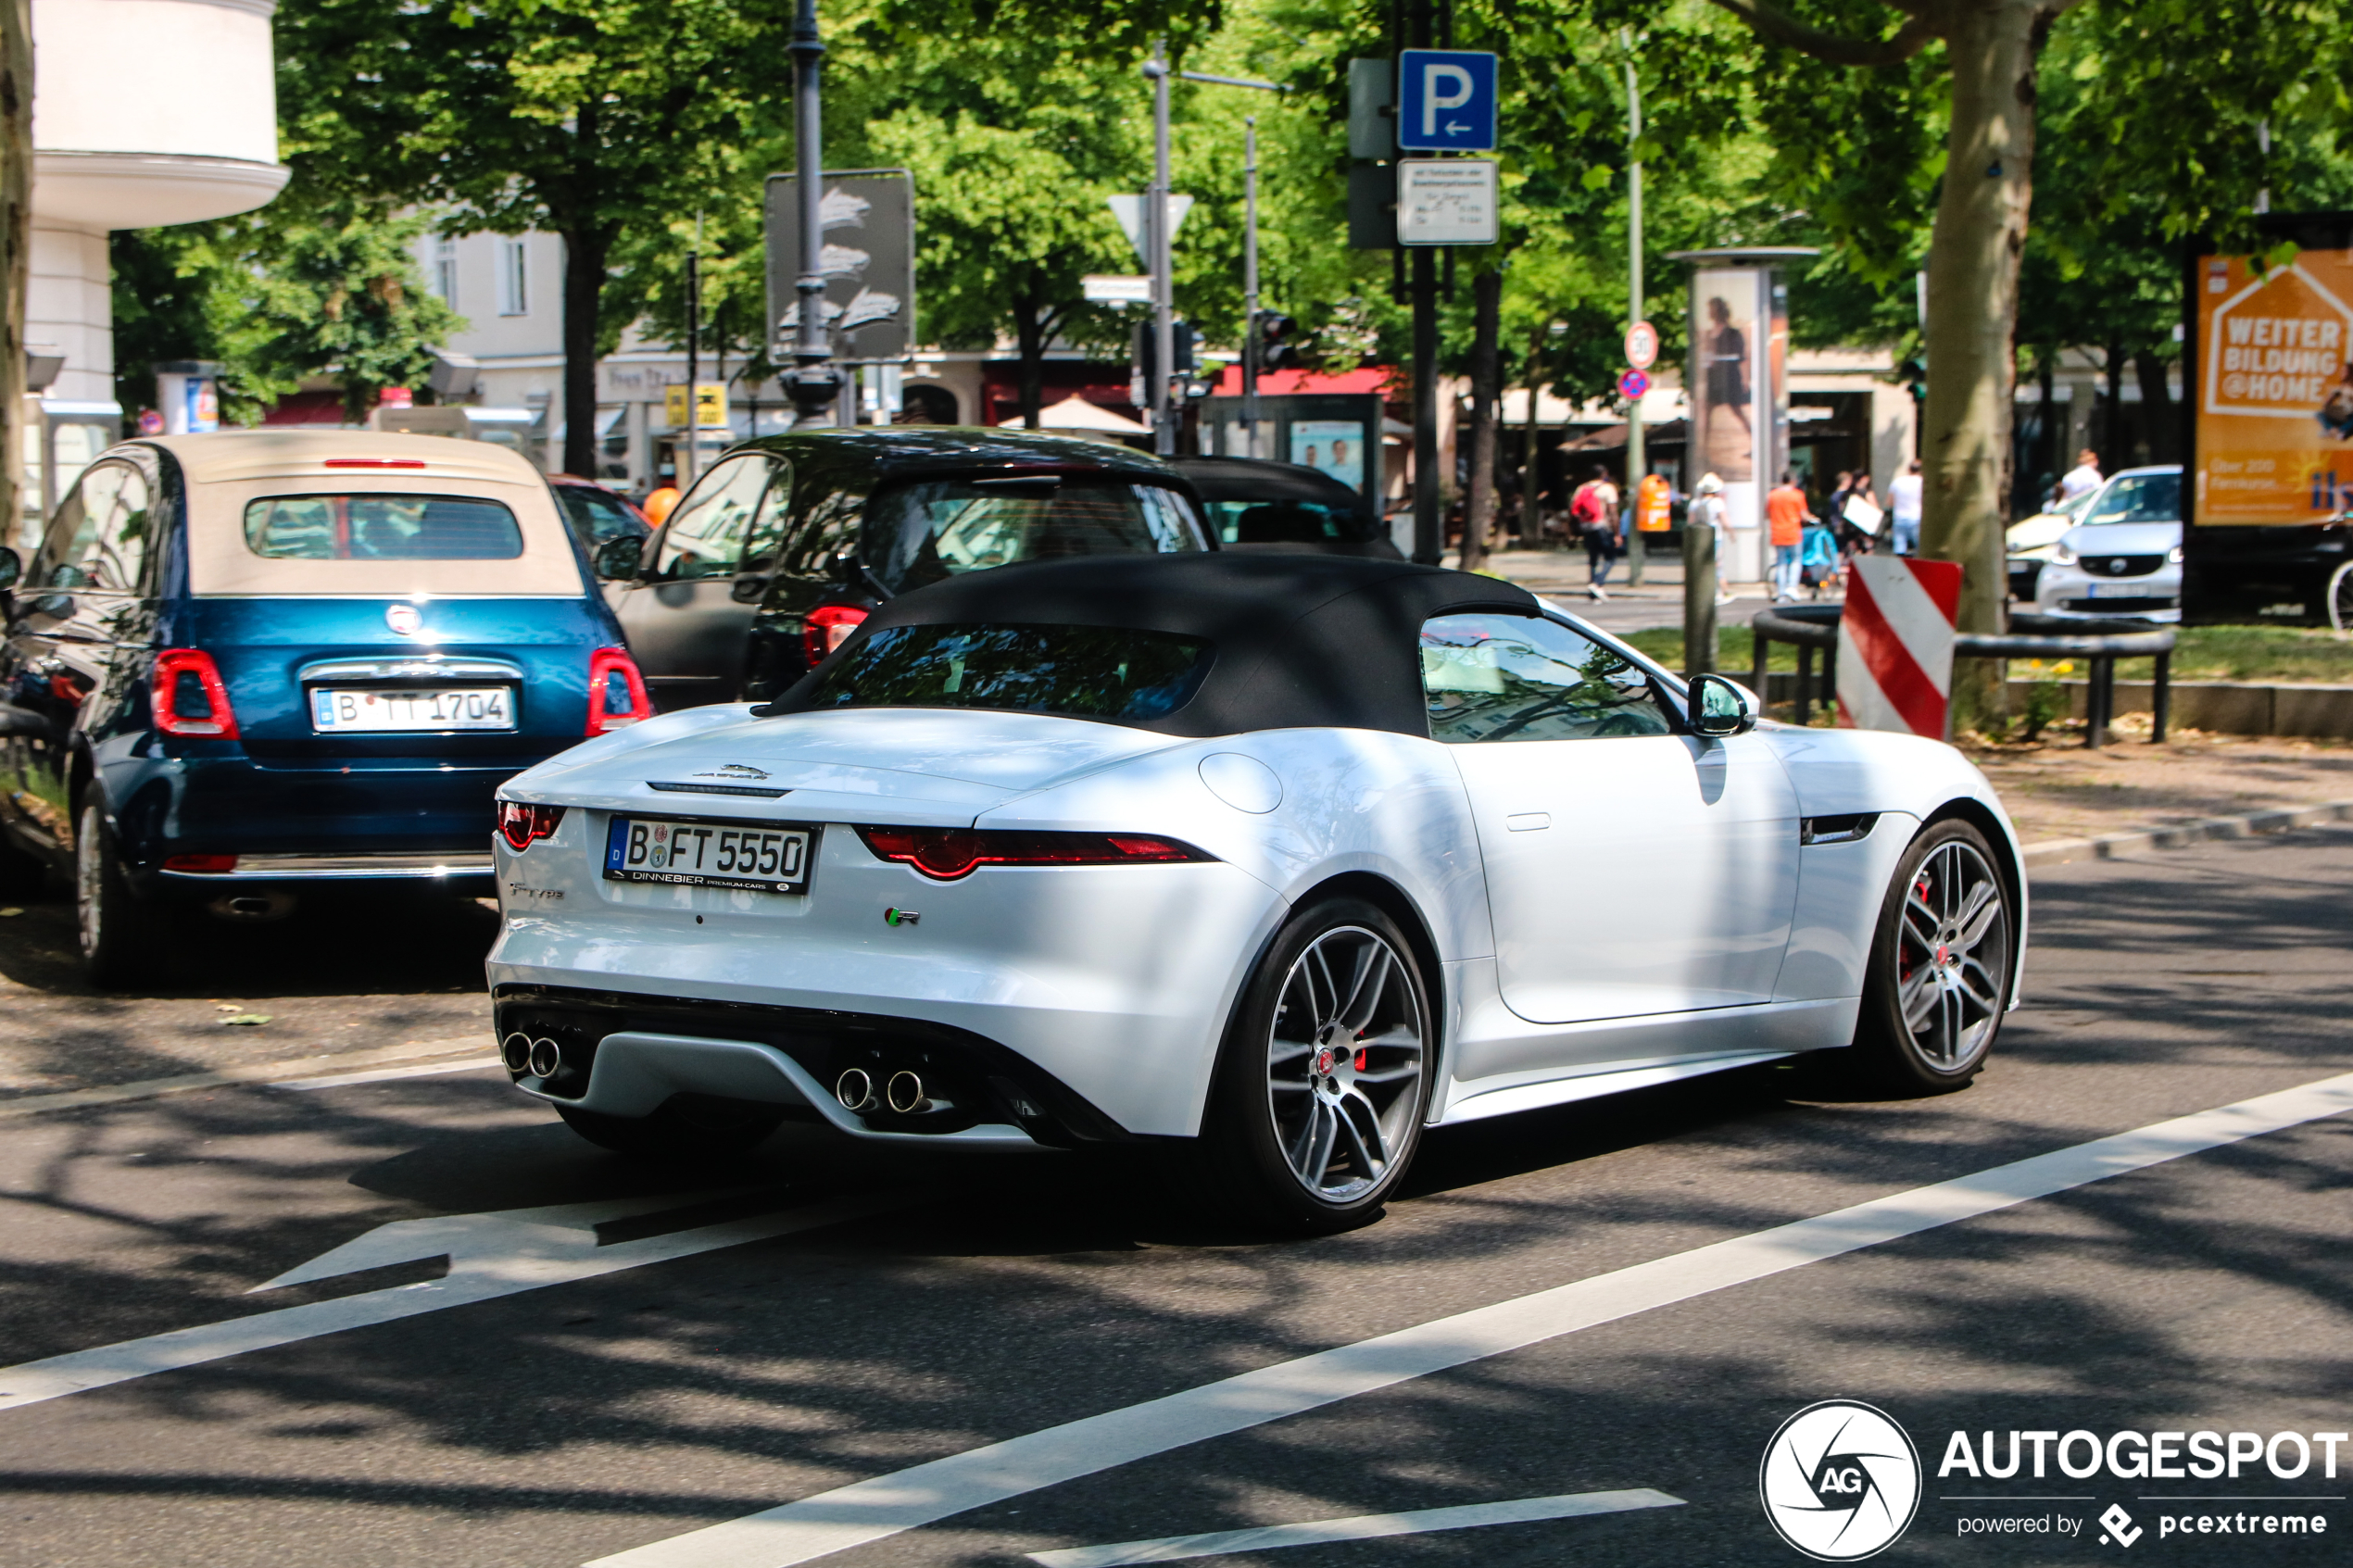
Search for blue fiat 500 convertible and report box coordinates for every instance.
[0,430,650,986]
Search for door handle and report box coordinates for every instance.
[1505,812,1551,832]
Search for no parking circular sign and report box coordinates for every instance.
[1617,368,1651,402]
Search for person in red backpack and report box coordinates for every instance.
[1568,465,1620,600]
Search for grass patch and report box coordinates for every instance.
[1621,622,2353,684]
[1619,624,1805,675]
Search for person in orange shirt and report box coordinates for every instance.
[641,479,683,528]
[1765,470,1816,603]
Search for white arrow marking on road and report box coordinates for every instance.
[0,1189,906,1412]
[586,1069,2353,1568]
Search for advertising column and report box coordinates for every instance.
[1688,269,1765,583]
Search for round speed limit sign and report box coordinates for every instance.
[1624,320,1658,370]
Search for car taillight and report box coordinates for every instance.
[803,605,869,664]
[586,646,652,734]
[497,801,566,852]
[856,826,1209,881]
[163,854,239,872]
[151,649,239,738]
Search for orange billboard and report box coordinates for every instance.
[2192,246,2353,525]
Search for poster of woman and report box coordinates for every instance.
[1290,421,1365,492]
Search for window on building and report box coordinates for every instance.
[499,237,529,317]
[434,238,458,307]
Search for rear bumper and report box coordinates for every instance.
[493,985,1127,1149]
[158,849,494,883]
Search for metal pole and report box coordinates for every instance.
[1146,42,1176,458]
[1622,36,1646,587]
[683,237,700,488]
[785,0,841,426]
[1241,115,1260,455]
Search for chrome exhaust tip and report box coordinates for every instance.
[500,1032,534,1073]
[886,1070,929,1115]
[526,1036,563,1078]
[835,1068,876,1111]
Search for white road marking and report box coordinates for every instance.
[0,1190,905,1411]
[587,1070,2353,1568]
[0,1037,491,1119]
[1026,1488,1686,1567]
[270,1059,497,1092]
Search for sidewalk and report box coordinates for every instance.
[1963,727,2353,853]
[1461,547,1795,635]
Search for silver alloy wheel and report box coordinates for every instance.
[1265,924,1424,1202]
[1896,839,2010,1071]
[75,806,103,958]
[2329,560,2352,634]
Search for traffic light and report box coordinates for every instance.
[1255,311,1301,371]
[1132,318,1198,395]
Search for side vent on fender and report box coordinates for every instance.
[1800,813,1880,846]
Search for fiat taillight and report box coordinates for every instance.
[855,826,1208,881]
[497,801,566,852]
[586,646,652,734]
[151,649,239,738]
[802,605,869,664]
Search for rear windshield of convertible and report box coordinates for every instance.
[806,623,1212,721]
[245,495,524,559]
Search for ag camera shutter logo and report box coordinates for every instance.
[1760,1400,1922,1560]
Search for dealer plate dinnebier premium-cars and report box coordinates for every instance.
[602,816,815,895]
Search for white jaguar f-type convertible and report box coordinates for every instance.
[487,555,2024,1232]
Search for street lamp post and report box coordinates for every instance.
[1143,43,1176,458]
[1623,38,1647,587]
[785,0,842,426]
[1241,116,1260,453]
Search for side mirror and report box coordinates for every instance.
[594,533,644,582]
[0,546,19,592]
[1688,672,1758,737]
[729,573,770,605]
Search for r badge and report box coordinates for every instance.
[884,908,920,927]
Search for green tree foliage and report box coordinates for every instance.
[111,201,461,424]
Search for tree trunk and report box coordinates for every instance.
[1,0,29,551]
[1920,0,2049,729]
[560,225,608,477]
[2100,341,2124,470]
[2133,349,2174,464]
[1463,267,1503,572]
[1011,283,1045,429]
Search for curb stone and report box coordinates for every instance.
[2021,799,2353,871]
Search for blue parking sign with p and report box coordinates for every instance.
[1396,50,1497,152]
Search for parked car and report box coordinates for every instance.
[0,430,652,986]
[2032,465,2183,621]
[1169,456,1400,558]
[486,553,2024,1233]
[593,429,1213,712]
[2005,486,2092,601]
[547,473,650,551]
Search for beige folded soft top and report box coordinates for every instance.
[153,430,585,597]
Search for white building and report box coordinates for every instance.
[25,0,286,533]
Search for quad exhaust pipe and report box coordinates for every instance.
[834,1067,932,1115]
[502,1032,562,1077]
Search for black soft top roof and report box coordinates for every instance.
[1170,457,1363,506]
[765,553,1542,736]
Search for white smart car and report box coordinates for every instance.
[2032,466,2183,621]
[486,556,2025,1232]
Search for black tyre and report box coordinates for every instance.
[557,1096,785,1160]
[1839,819,2016,1094]
[76,803,173,989]
[1190,897,1432,1235]
[0,825,46,900]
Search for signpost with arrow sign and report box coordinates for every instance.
[1396,48,1498,151]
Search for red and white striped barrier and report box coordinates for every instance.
[1835,555,1964,737]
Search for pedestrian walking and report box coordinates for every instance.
[1688,472,1735,606]
[2058,447,2104,504]
[1766,470,1815,602]
[1569,464,1620,599]
[1889,458,1923,555]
